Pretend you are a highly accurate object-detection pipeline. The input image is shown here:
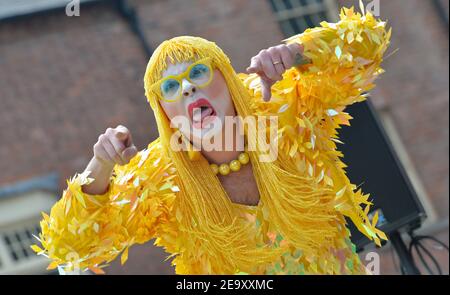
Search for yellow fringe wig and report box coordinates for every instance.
[33,6,390,274]
[143,37,293,274]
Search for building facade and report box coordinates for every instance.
[0,0,448,274]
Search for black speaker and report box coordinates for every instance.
[338,100,426,251]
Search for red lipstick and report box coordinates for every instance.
[187,98,217,129]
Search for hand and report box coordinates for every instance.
[93,125,138,167]
[246,43,304,101]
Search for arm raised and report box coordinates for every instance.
[32,138,177,274]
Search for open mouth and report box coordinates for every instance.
[188,98,217,129]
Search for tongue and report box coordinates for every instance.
[193,107,213,122]
[201,107,213,119]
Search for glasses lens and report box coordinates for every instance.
[189,64,211,86]
[161,79,180,101]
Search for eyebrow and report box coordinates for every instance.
[163,62,192,77]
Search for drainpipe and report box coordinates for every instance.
[114,0,153,59]
[432,0,449,31]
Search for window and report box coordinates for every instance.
[0,217,57,275]
[0,174,59,274]
[2,222,42,263]
[268,0,339,36]
[0,219,50,275]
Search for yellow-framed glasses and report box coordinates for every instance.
[151,57,214,103]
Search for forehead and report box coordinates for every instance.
[162,60,193,78]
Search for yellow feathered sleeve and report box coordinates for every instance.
[240,7,390,247]
[242,7,391,115]
[283,7,391,111]
[32,139,178,274]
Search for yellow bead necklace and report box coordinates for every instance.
[210,151,250,176]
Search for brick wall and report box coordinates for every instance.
[0,2,155,186]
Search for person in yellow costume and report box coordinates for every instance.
[33,7,391,275]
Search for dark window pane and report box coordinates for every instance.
[300,0,309,5]
[4,235,11,245]
[22,246,29,258]
[282,0,294,10]
[25,229,32,240]
[294,16,309,33]
[11,251,18,261]
[304,14,315,28]
[269,0,278,12]
[280,20,295,36]
[289,18,301,34]
[319,11,328,22]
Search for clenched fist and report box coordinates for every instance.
[93,125,138,167]
[82,125,138,195]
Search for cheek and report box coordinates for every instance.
[160,101,185,120]
[203,71,235,115]
[204,72,228,97]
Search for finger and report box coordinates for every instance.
[101,136,124,165]
[259,50,281,81]
[260,78,274,102]
[268,48,285,77]
[246,57,262,74]
[109,134,126,161]
[115,125,132,146]
[94,142,114,165]
[250,62,271,82]
[279,45,294,70]
[105,127,126,162]
[122,145,138,162]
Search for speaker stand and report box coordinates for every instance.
[389,230,421,275]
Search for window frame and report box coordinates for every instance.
[269,0,339,36]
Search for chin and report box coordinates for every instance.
[194,114,223,136]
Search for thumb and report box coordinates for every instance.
[260,78,274,102]
[116,131,127,140]
[121,145,138,163]
[116,131,130,145]
[116,130,132,147]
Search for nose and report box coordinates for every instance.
[182,80,197,97]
